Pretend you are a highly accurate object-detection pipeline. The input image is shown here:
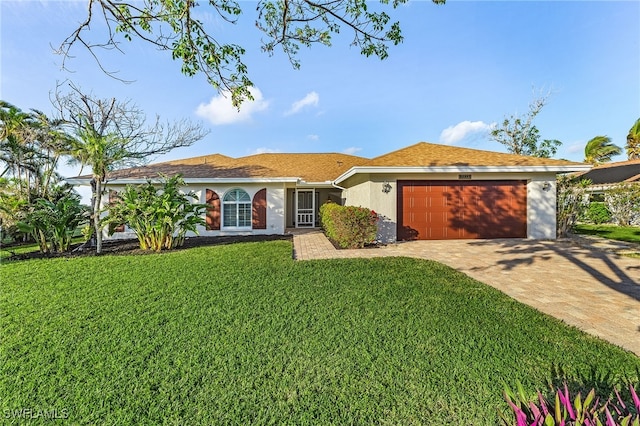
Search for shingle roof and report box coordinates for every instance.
[98,152,367,183]
[365,142,585,167]
[576,159,640,185]
[69,141,588,183]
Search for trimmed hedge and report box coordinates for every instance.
[319,203,379,249]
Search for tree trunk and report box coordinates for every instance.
[92,177,104,254]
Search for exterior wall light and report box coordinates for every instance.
[542,182,552,192]
[382,181,392,193]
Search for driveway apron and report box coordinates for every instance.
[292,231,640,356]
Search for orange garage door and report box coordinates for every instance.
[397,180,527,240]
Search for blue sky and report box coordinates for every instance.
[1,0,639,182]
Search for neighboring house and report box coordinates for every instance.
[575,159,640,196]
[66,142,590,242]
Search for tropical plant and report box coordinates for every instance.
[103,174,207,251]
[499,381,640,426]
[16,204,50,253]
[16,193,89,253]
[0,101,75,243]
[584,135,622,164]
[0,101,37,185]
[66,127,130,254]
[0,177,28,238]
[626,118,640,160]
[556,174,590,237]
[0,101,72,200]
[55,85,207,253]
[605,183,640,226]
[46,194,90,252]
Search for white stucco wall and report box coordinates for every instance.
[194,184,286,236]
[526,177,557,239]
[101,172,560,242]
[101,183,287,240]
[341,172,559,242]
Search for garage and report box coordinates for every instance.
[397,180,527,240]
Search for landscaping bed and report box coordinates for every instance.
[1,234,292,261]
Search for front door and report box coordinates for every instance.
[296,190,315,227]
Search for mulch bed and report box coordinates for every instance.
[2,234,293,261]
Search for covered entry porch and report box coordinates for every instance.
[285,186,343,228]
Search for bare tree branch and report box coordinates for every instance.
[52,82,209,171]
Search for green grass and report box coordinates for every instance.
[574,223,640,244]
[0,242,41,260]
[0,237,85,261]
[1,241,639,424]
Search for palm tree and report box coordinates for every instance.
[29,110,74,199]
[0,102,71,200]
[0,101,37,194]
[626,118,640,160]
[66,125,130,254]
[55,86,207,253]
[584,135,622,164]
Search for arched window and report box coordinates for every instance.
[223,189,251,228]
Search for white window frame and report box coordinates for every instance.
[222,188,252,229]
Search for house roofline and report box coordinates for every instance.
[65,177,301,185]
[333,165,592,184]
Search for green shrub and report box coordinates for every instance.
[16,194,89,253]
[499,382,640,426]
[586,202,611,224]
[319,202,378,249]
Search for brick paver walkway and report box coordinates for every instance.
[291,230,640,356]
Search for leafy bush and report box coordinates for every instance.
[557,175,590,237]
[16,194,89,253]
[605,184,640,226]
[586,202,611,224]
[319,202,378,249]
[103,174,207,251]
[499,382,640,426]
[0,229,15,245]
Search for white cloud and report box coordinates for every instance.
[251,147,281,154]
[285,91,319,116]
[343,147,362,155]
[307,134,319,141]
[195,87,269,125]
[439,120,495,145]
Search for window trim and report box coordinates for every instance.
[222,188,252,229]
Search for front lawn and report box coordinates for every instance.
[574,223,640,244]
[0,242,42,261]
[1,241,639,424]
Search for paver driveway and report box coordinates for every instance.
[292,231,640,356]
